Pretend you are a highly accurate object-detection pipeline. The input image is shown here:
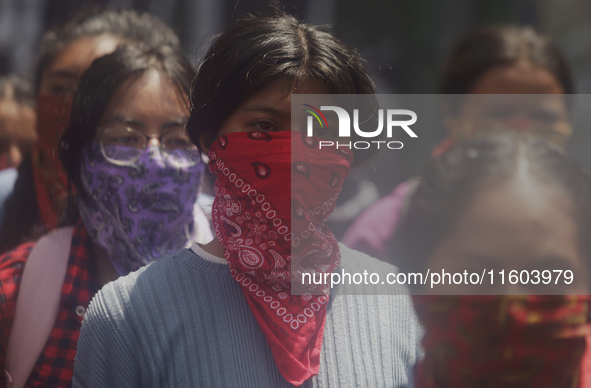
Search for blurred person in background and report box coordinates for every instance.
[0,7,181,254]
[343,25,574,262]
[0,75,36,225]
[73,12,422,388]
[392,133,591,387]
[0,43,210,388]
[0,75,36,170]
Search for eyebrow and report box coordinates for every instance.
[102,115,144,129]
[101,115,188,130]
[161,118,188,129]
[48,69,80,80]
[240,104,289,117]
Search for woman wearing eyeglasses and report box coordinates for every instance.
[0,44,211,387]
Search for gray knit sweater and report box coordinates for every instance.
[73,243,422,387]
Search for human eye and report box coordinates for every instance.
[251,120,278,132]
[162,132,194,149]
[47,80,77,96]
[100,129,144,148]
[314,126,335,137]
[50,85,71,95]
[116,135,141,145]
[529,108,560,124]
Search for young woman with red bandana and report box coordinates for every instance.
[343,25,574,262]
[73,12,423,388]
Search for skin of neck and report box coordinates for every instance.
[90,241,121,286]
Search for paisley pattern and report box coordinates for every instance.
[251,161,271,179]
[302,132,317,148]
[32,94,74,230]
[247,131,273,142]
[413,295,591,388]
[208,130,352,385]
[292,161,311,179]
[79,142,210,275]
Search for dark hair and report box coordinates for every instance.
[393,133,591,276]
[0,9,181,254]
[59,44,195,200]
[186,13,377,166]
[0,74,34,108]
[34,7,180,93]
[439,25,574,95]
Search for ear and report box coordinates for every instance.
[199,136,210,154]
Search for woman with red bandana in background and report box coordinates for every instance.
[392,133,591,387]
[0,75,36,225]
[343,25,574,262]
[73,12,422,388]
[0,8,181,253]
[1,43,211,387]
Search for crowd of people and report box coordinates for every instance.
[0,5,589,388]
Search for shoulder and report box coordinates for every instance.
[0,241,34,269]
[0,242,35,304]
[319,244,424,383]
[332,243,424,363]
[75,248,220,386]
[86,248,200,324]
[0,242,35,371]
[338,242,401,274]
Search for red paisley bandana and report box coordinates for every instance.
[413,295,591,388]
[208,130,352,385]
[32,94,74,230]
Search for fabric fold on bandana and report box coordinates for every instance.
[413,295,591,388]
[79,142,208,275]
[208,130,352,385]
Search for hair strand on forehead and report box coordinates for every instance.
[59,44,195,201]
[186,12,378,166]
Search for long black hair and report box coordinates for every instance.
[59,44,195,200]
[186,12,378,166]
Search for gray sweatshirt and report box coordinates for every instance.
[73,243,422,387]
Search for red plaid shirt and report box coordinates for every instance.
[0,220,99,387]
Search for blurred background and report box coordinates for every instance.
[3,0,591,237]
[3,0,591,93]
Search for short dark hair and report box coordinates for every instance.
[59,44,195,200]
[186,13,378,166]
[34,7,180,93]
[439,25,574,95]
[393,133,591,277]
[0,74,34,108]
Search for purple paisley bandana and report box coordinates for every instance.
[79,142,207,275]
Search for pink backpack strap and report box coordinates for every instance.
[4,226,74,388]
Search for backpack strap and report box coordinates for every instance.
[4,226,74,388]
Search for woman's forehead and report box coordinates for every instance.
[240,79,330,112]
